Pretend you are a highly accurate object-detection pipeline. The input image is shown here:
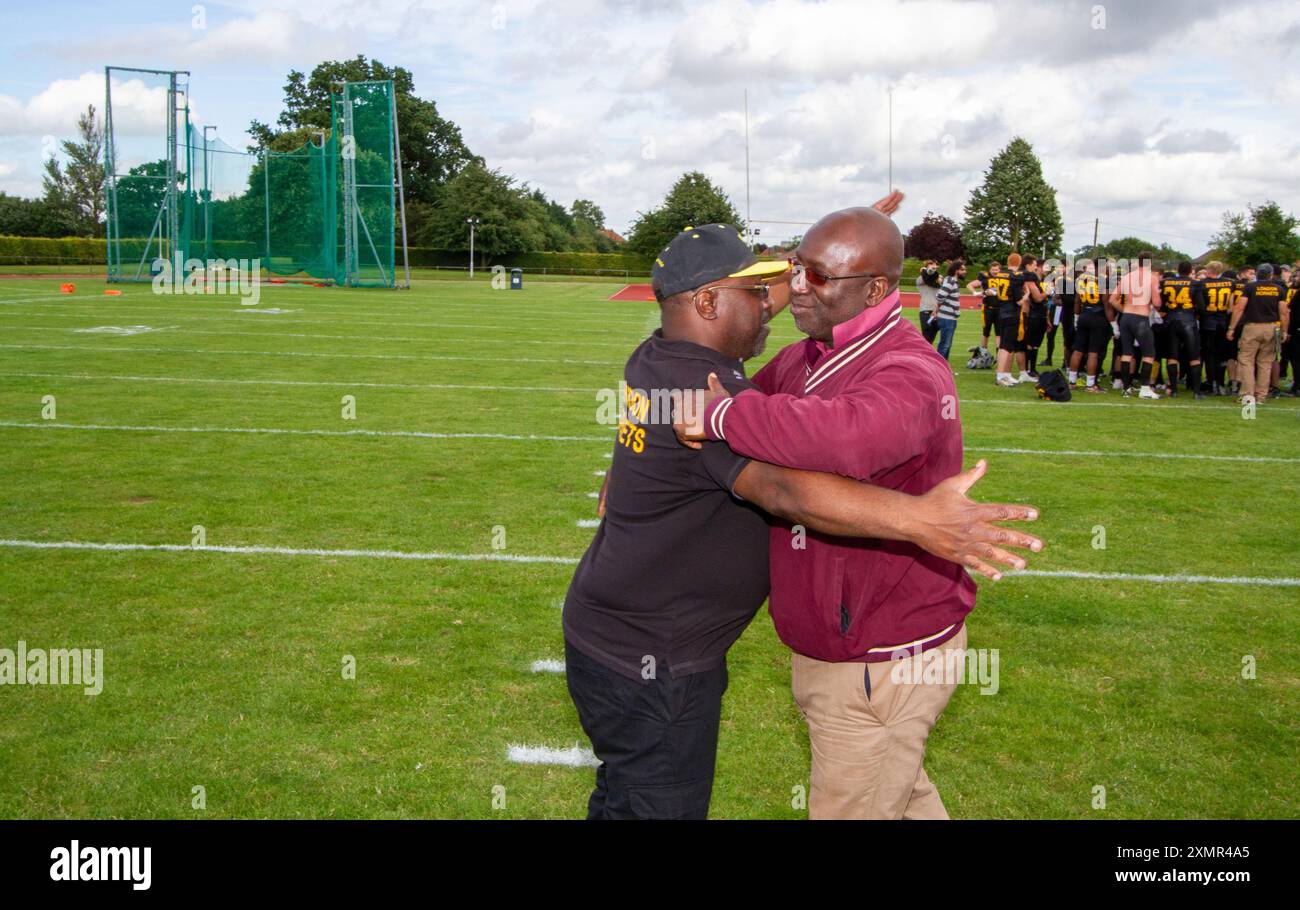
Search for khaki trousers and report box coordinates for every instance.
[791,624,967,820]
[1237,323,1276,401]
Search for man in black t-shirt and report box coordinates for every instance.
[1227,263,1291,403]
[563,223,1042,819]
[968,261,1003,353]
[1045,262,1072,368]
[1200,261,1235,395]
[994,253,1032,385]
[1158,260,1206,397]
[1018,255,1049,376]
[1068,263,1111,392]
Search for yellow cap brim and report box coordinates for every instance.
[728,259,790,280]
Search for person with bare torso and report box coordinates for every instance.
[1109,252,1162,400]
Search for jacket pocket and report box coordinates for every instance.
[821,556,847,637]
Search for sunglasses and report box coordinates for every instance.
[697,283,771,301]
[787,257,878,287]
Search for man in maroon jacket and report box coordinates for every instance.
[678,206,990,819]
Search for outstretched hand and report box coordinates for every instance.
[672,373,731,450]
[871,190,905,216]
[907,459,1043,580]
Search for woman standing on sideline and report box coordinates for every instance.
[932,260,966,363]
[916,259,941,345]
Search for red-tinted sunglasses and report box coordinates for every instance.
[787,256,878,287]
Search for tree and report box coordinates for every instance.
[1073,236,1190,266]
[961,137,1063,263]
[1211,201,1300,267]
[0,192,63,237]
[626,172,743,257]
[412,162,545,263]
[571,199,605,229]
[570,199,619,252]
[41,104,105,237]
[249,55,480,237]
[904,212,964,262]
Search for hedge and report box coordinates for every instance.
[0,236,107,265]
[0,238,984,282]
[0,236,659,274]
[406,247,654,273]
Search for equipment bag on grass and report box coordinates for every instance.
[1036,369,1072,401]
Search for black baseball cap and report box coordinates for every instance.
[651,223,789,302]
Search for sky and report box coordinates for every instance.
[2,0,1298,254]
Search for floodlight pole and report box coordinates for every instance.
[203,126,215,263]
[467,217,479,278]
[105,67,116,281]
[888,86,893,194]
[388,86,411,290]
[744,88,751,249]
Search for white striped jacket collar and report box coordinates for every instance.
[802,299,903,393]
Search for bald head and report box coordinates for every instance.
[787,206,904,343]
[804,207,905,291]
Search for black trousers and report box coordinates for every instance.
[564,639,728,819]
[1200,318,1227,385]
[919,310,939,344]
[1167,313,1200,363]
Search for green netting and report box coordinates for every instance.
[185,128,266,267]
[104,68,183,281]
[333,81,397,287]
[263,134,337,279]
[106,70,404,287]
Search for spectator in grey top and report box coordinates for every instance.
[916,259,941,345]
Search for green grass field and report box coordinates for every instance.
[0,273,1296,819]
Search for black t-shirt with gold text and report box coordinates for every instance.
[564,331,770,682]
[1201,277,1235,320]
[1160,277,1206,317]
[1239,280,1288,324]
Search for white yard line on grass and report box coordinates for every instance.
[0,301,653,329]
[959,396,1279,413]
[0,294,106,305]
[1006,568,1300,587]
[6,368,1283,408]
[0,342,623,367]
[0,538,580,564]
[0,292,649,312]
[505,744,599,767]
[0,371,599,394]
[0,317,642,347]
[576,520,601,528]
[966,445,1299,464]
[530,659,566,673]
[4,420,1287,463]
[1,537,1295,586]
[0,421,611,443]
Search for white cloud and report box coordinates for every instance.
[4,0,1298,252]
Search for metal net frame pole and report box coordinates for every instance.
[389,83,411,289]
